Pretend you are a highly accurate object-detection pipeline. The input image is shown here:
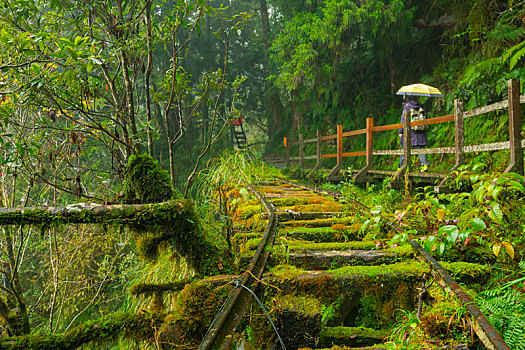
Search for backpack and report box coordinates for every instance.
[409,107,427,131]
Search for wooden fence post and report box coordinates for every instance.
[314,130,321,170]
[437,99,465,190]
[355,118,374,182]
[284,137,290,167]
[402,110,411,169]
[327,125,343,178]
[505,78,523,175]
[337,125,343,168]
[366,118,374,167]
[454,99,465,169]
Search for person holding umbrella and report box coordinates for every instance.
[396,83,443,172]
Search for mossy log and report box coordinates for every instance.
[130,279,193,298]
[318,326,389,348]
[0,201,190,226]
[286,250,398,269]
[0,312,161,350]
[0,201,226,275]
[266,211,343,221]
[249,296,322,349]
[281,217,355,228]
[264,261,491,328]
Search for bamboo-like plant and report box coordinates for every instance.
[196,150,261,257]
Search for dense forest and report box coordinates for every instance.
[0,0,524,349]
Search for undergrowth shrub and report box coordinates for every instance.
[477,261,525,349]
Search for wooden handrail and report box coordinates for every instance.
[282,80,524,179]
[342,128,366,137]
[372,123,403,132]
[320,134,337,141]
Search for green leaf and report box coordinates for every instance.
[31,63,41,73]
[475,187,484,204]
[492,187,501,200]
[437,242,446,256]
[437,225,458,236]
[66,47,78,60]
[448,229,459,243]
[469,218,486,231]
[423,236,436,252]
[508,180,525,193]
[510,46,525,70]
[490,204,503,224]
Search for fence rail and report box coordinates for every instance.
[283,79,525,183]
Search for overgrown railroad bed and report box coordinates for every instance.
[230,179,499,349]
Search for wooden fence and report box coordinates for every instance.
[283,79,525,184]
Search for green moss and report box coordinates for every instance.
[319,326,389,344]
[280,225,362,243]
[273,295,323,317]
[387,244,414,258]
[235,204,264,219]
[279,202,345,213]
[270,196,331,207]
[244,237,263,251]
[170,275,234,345]
[267,260,490,331]
[439,261,492,286]
[330,261,423,278]
[438,245,496,265]
[283,239,377,252]
[127,201,229,276]
[281,227,339,242]
[0,201,194,227]
[420,297,472,341]
[282,216,356,228]
[130,279,192,298]
[122,153,175,204]
[0,312,161,349]
[249,295,323,349]
[267,265,341,303]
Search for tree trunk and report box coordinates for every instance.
[291,92,301,138]
[145,0,154,155]
[120,51,139,153]
[259,0,283,137]
[3,227,30,335]
[386,43,397,96]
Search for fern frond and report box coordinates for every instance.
[488,25,525,42]
[478,286,525,348]
[502,40,525,67]
[510,45,525,69]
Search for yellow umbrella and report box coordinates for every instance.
[396,83,442,98]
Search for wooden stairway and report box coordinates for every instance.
[232,123,247,149]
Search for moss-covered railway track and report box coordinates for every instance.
[0,180,508,349]
[202,178,509,349]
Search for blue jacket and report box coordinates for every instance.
[398,100,428,147]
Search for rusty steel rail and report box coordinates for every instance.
[409,239,510,350]
[276,177,510,349]
[199,184,278,350]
